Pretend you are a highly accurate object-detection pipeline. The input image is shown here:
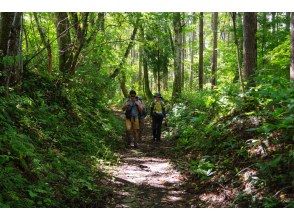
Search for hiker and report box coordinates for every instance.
[150,93,166,142]
[122,90,143,147]
[136,96,147,141]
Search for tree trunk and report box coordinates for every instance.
[243,12,257,85]
[198,12,204,90]
[0,13,14,86]
[189,13,196,89]
[211,12,218,89]
[286,12,291,31]
[157,48,160,93]
[110,16,139,79]
[68,12,89,75]
[140,26,153,99]
[291,13,294,81]
[189,31,195,89]
[181,27,186,90]
[33,13,52,74]
[98,12,105,32]
[272,12,276,33]
[55,12,72,74]
[120,72,128,98]
[260,12,267,65]
[172,12,182,99]
[5,12,23,89]
[231,12,244,92]
[96,12,106,73]
[162,59,168,91]
[138,44,143,91]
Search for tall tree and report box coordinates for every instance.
[291,13,294,81]
[172,12,182,99]
[198,12,204,90]
[181,20,186,90]
[33,13,52,74]
[211,12,218,89]
[139,25,153,99]
[243,12,257,85]
[286,12,291,31]
[0,13,15,88]
[110,14,140,79]
[138,44,143,91]
[55,12,73,74]
[231,12,244,92]
[4,12,23,89]
[272,12,276,33]
[189,13,196,89]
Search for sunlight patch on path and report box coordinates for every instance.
[111,155,184,188]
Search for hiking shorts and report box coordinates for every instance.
[125,118,140,131]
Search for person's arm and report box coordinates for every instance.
[150,102,154,116]
[162,102,166,118]
[135,100,143,112]
[122,101,129,111]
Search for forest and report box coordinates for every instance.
[0,12,293,208]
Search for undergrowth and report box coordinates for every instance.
[168,69,294,207]
[0,70,123,207]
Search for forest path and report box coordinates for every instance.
[103,113,197,208]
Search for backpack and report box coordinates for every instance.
[151,100,165,117]
[125,102,140,119]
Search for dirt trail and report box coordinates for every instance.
[102,112,235,208]
[103,115,197,208]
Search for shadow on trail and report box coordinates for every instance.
[100,114,194,207]
[102,113,234,208]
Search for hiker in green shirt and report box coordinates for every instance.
[150,93,166,142]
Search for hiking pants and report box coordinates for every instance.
[152,114,163,141]
[125,117,139,146]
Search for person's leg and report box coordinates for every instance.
[133,118,140,147]
[152,116,157,141]
[156,116,163,141]
[139,118,143,141]
[125,119,132,146]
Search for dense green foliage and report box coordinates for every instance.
[0,12,293,207]
[0,71,123,207]
[167,47,293,207]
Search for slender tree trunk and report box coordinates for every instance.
[138,44,143,91]
[231,12,244,92]
[181,28,186,90]
[55,12,72,74]
[163,59,168,91]
[157,48,160,93]
[211,12,218,89]
[286,12,291,31]
[140,26,153,99]
[291,13,294,81]
[189,13,196,89]
[0,13,14,86]
[198,12,204,90]
[120,72,129,98]
[243,12,257,85]
[96,12,106,73]
[272,12,276,33]
[68,12,89,75]
[6,12,23,89]
[172,12,182,99]
[261,13,267,65]
[110,16,139,79]
[33,13,52,74]
[189,31,195,89]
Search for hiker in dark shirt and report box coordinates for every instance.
[122,90,143,147]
